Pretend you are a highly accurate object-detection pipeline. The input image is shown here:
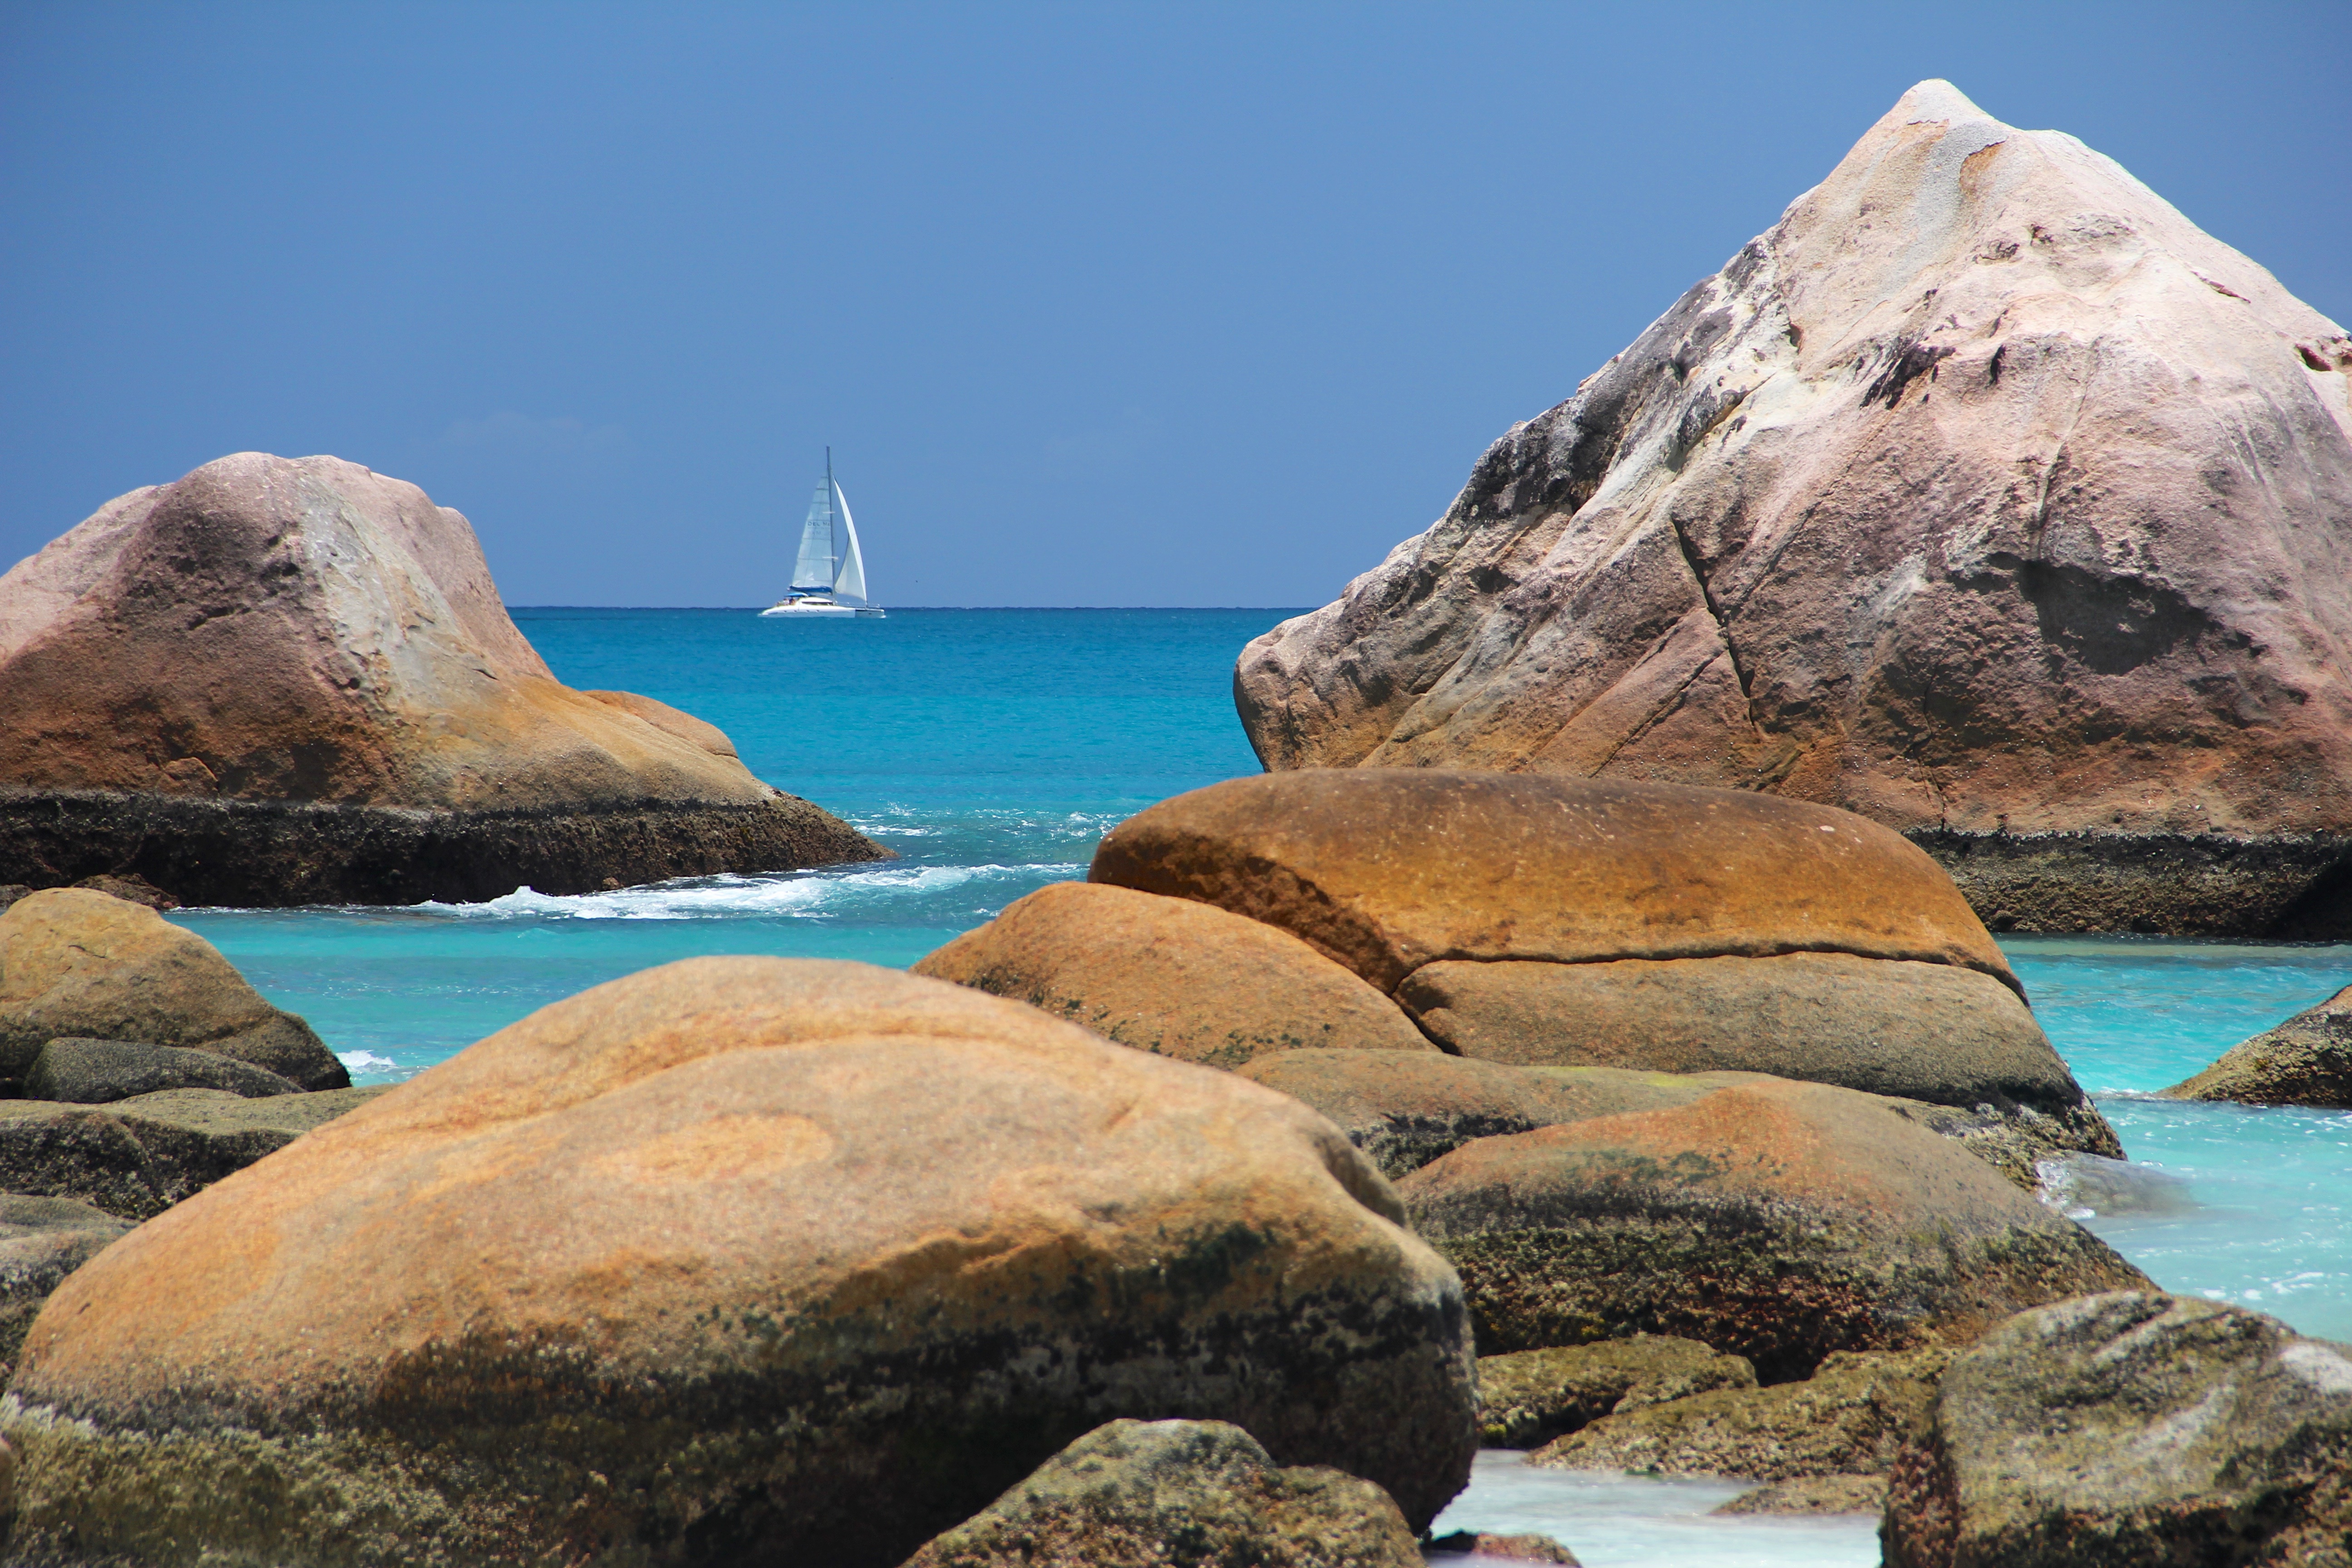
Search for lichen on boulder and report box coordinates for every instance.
[1883,1292,2352,1568]
[898,1419,1425,1568]
[1399,1078,2149,1380]
[1476,1335,1756,1449]
[2161,981,2352,1108]
[0,958,1477,1566]
[1532,1348,1951,1482]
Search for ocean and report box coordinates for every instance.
[168,606,2352,1568]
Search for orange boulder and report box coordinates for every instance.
[0,958,1476,1566]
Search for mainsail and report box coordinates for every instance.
[790,475,839,593]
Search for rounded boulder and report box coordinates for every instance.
[913,882,1436,1069]
[1089,771,2016,993]
[0,957,1476,1567]
[1397,1078,2148,1381]
[0,888,345,1092]
[1884,1293,2352,1568]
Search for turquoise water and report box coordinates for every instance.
[166,608,2351,1564]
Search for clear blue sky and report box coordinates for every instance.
[5,2,2346,607]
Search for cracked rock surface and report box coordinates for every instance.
[1235,80,2352,935]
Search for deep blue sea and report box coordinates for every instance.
[169,607,2352,1568]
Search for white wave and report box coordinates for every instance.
[413,862,1082,921]
[337,1049,402,1071]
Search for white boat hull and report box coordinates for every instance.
[760,599,885,617]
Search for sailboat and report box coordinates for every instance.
[760,449,884,617]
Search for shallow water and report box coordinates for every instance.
[162,607,2352,1561]
[1431,1453,1879,1568]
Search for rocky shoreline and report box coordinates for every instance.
[0,787,887,907]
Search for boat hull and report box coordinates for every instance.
[759,600,884,618]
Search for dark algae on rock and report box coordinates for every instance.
[1399,1078,2148,1381]
[1476,1335,1756,1448]
[2163,980,2352,1108]
[1883,1292,2352,1568]
[898,1419,1425,1568]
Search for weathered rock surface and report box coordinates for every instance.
[1399,1078,2149,1379]
[0,452,886,904]
[0,888,346,1093]
[914,882,1437,1069]
[1533,1348,1949,1482]
[1397,951,2111,1144]
[1713,1474,1887,1516]
[1092,771,2014,994]
[0,1087,387,1220]
[1236,1052,1756,1179]
[898,1419,1423,1568]
[1477,1335,1757,1448]
[1235,81,2352,937]
[1884,1292,2352,1568]
[1090,772,2112,1162]
[24,1037,300,1102]
[0,1196,131,1373]
[0,958,1477,1567]
[2161,981,2352,1107]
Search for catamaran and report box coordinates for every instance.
[761,450,884,617]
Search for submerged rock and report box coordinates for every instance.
[899,1419,1424,1568]
[1476,1335,1756,1449]
[25,1038,300,1103]
[1424,1530,1582,1563]
[1533,1348,1949,1483]
[1400,1078,2148,1380]
[1883,1292,2352,1568]
[1234,81,2352,937]
[914,882,1437,1069]
[0,452,886,904]
[0,1195,130,1374]
[0,888,345,1093]
[1091,772,2116,1161]
[2161,981,2352,1108]
[0,1086,387,1220]
[1712,1475,1886,1516]
[0,958,1476,1566]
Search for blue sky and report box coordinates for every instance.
[5,2,2346,607]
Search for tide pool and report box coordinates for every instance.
[166,606,2352,1567]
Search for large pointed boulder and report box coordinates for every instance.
[1235,81,2352,936]
[0,452,885,904]
[0,958,1476,1567]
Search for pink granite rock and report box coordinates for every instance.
[0,453,883,903]
[1236,82,2352,934]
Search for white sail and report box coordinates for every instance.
[790,478,838,592]
[831,479,868,604]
